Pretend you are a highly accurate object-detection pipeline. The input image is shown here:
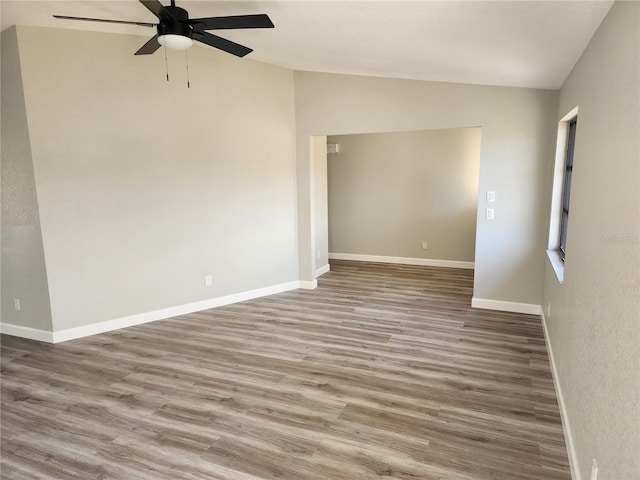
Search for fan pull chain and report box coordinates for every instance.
[185,50,191,88]
[164,44,169,82]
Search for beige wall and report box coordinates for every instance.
[4,26,298,331]
[3,9,638,479]
[327,128,480,262]
[295,71,558,306]
[542,2,640,479]
[1,27,53,331]
[311,136,329,274]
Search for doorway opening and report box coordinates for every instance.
[310,127,482,277]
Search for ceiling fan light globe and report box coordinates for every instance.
[158,34,193,51]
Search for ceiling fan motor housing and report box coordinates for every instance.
[158,6,191,38]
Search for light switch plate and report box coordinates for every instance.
[486,208,495,220]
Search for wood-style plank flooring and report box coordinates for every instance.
[1,261,570,479]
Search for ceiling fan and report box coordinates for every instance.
[53,0,274,57]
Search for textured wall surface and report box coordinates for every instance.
[542,2,640,479]
[295,71,558,305]
[11,26,297,331]
[1,27,53,331]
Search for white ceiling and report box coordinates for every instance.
[1,0,614,89]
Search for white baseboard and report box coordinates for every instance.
[315,263,331,278]
[0,323,54,343]
[471,297,542,315]
[1,279,315,344]
[541,311,579,480]
[298,279,318,290]
[329,253,474,269]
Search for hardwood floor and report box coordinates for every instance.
[1,261,570,479]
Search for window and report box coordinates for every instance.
[559,117,577,260]
[547,107,578,282]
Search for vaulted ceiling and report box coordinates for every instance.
[1,1,614,89]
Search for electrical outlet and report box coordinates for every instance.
[487,191,496,202]
[14,299,21,311]
[422,241,428,250]
[590,459,598,480]
[204,275,213,287]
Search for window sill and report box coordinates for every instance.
[546,249,564,284]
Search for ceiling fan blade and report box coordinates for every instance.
[134,35,161,55]
[139,0,170,19]
[53,15,156,27]
[189,14,274,30]
[192,31,253,57]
